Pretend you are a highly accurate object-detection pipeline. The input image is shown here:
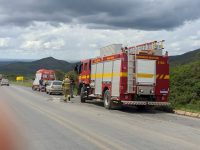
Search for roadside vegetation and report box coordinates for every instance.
[170,61,200,112]
[11,81,32,87]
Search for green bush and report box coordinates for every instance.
[170,61,200,112]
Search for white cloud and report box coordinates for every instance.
[0,37,10,48]
[0,19,200,60]
[21,40,41,49]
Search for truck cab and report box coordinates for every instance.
[78,59,91,85]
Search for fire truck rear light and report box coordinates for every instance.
[150,90,154,94]
[139,89,144,93]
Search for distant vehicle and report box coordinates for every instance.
[0,74,3,81]
[46,80,63,95]
[32,69,56,91]
[1,79,9,86]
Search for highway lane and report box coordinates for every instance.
[0,85,200,150]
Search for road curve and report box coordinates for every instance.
[0,85,199,150]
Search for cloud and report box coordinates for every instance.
[0,18,200,60]
[0,38,10,48]
[0,0,200,30]
[0,1,200,60]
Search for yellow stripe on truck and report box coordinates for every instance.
[159,74,164,79]
[81,73,170,80]
[156,74,169,80]
[120,72,127,77]
[164,75,169,79]
[89,72,128,79]
[137,73,154,78]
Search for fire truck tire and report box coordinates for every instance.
[104,90,113,109]
[80,87,86,103]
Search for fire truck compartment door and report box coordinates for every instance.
[91,64,96,80]
[95,63,103,94]
[112,59,121,96]
[103,61,113,82]
[136,59,156,85]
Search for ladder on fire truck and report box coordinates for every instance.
[126,40,164,93]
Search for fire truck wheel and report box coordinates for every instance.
[80,87,86,103]
[104,90,113,109]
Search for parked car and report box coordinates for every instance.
[0,79,9,86]
[46,80,63,95]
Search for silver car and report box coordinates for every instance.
[46,80,63,95]
[0,79,9,86]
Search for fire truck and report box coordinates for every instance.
[78,40,169,109]
[32,69,56,91]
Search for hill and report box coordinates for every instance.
[170,49,200,112]
[169,48,200,66]
[0,57,75,76]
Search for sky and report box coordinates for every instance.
[0,0,200,61]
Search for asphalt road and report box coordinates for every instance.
[0,85,200,150]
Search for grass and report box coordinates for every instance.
[174,104,200,113]
[11,81,32,87]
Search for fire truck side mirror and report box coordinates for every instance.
[74,64,79,74]
[78,64,83,74]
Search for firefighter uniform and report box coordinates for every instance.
[62,76,71,102]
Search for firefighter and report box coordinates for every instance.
[39,79,43,91]
[62,75,71,102]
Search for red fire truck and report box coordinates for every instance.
[32,69,56,91]
[78,41,169,109]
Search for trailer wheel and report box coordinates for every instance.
[80,87,86,103]
[104,90,113,109]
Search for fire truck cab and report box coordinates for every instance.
[78,41,169,109]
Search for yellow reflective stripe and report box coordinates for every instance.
[164,75,169,79]
[80,73,170,80]
[95,74,103,78]
[120,72,127,77]
[80,75,90,79]
[137,73,154,78]
[90,72,128,79]
[159,74,164,79]
[103,73,113,78]
[156,74,169,80]
[91,74,96,79]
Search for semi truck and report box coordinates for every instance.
[32,69,56,91]
[78,40,170,109]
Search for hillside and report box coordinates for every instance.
[169,48,200,66]
[170,49,200,112]
[0,57,75,75]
